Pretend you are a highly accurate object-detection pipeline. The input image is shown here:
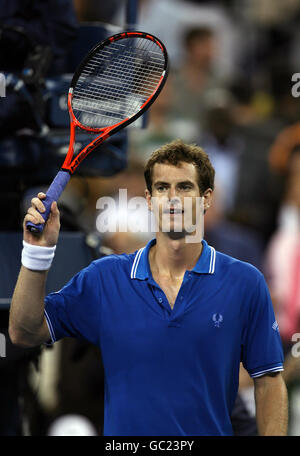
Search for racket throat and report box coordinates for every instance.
[68,133,109,173]
[63,122,76,169]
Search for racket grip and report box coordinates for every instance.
[26,170,71,234]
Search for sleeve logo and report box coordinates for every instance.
[272,320,279,332]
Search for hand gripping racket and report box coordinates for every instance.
[26,31,168,233]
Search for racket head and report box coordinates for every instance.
[68,31,169,135]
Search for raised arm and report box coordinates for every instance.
[9,193,60,347]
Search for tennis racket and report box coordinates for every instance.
[26,31,168,233]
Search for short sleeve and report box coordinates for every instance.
[241,272,284,378]
[44,262,101,346]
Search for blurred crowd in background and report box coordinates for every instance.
[1,0,300,436]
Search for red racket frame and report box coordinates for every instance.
[62,31,168,174]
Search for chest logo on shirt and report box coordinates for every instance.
[212,313,223,328]
[272,320,279,332]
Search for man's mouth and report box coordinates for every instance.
[164,207,184,214]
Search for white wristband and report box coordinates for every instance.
[21,240,56,271]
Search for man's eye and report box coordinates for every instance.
[157,186,167,191]
[180,185,192,190]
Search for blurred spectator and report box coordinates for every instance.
[230,78,260,127]
[264,145,300,348]
[198,89,244,213]
[204,186,263,270]
[264,144,300,435]
[227,78,295,243]
[269,122,300,175]
[168,25,222,126]
[129,80,198,163]
[130,0,239,79]
[73,0,121,23]
[233,0,300,87]
[238,0,300,26]
[129,81,177,162]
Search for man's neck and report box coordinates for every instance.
[149,233,203,279]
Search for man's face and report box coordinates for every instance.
[146,162,208,240]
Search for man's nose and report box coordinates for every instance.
[168,186,177,200]
[168,188,182,206]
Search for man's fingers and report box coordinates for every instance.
[37,192,46,199]
[31,196,46,213]
[25,194,60,232]
[51,201,59,214]
[26,200,59,225]
[48,201,59,219]
[24,213,44,226]
[47,202,60,226]
[27,207,45,225]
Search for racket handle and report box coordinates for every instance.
[26,170,71,234]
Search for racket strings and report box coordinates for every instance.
[72,37,166,128]
[75,56,163,117]
[74,43,163,112]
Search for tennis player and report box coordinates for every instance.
[9,139,288,436]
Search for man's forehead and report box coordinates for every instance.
[152,162,197,181]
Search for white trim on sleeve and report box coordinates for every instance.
[44,309,56,344]
[251,366,284,378]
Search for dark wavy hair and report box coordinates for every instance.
[144,139,215,195]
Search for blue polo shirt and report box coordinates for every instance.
[44,238,284,436]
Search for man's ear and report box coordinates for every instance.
[202,188,213,212]
[145,188,152,211]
